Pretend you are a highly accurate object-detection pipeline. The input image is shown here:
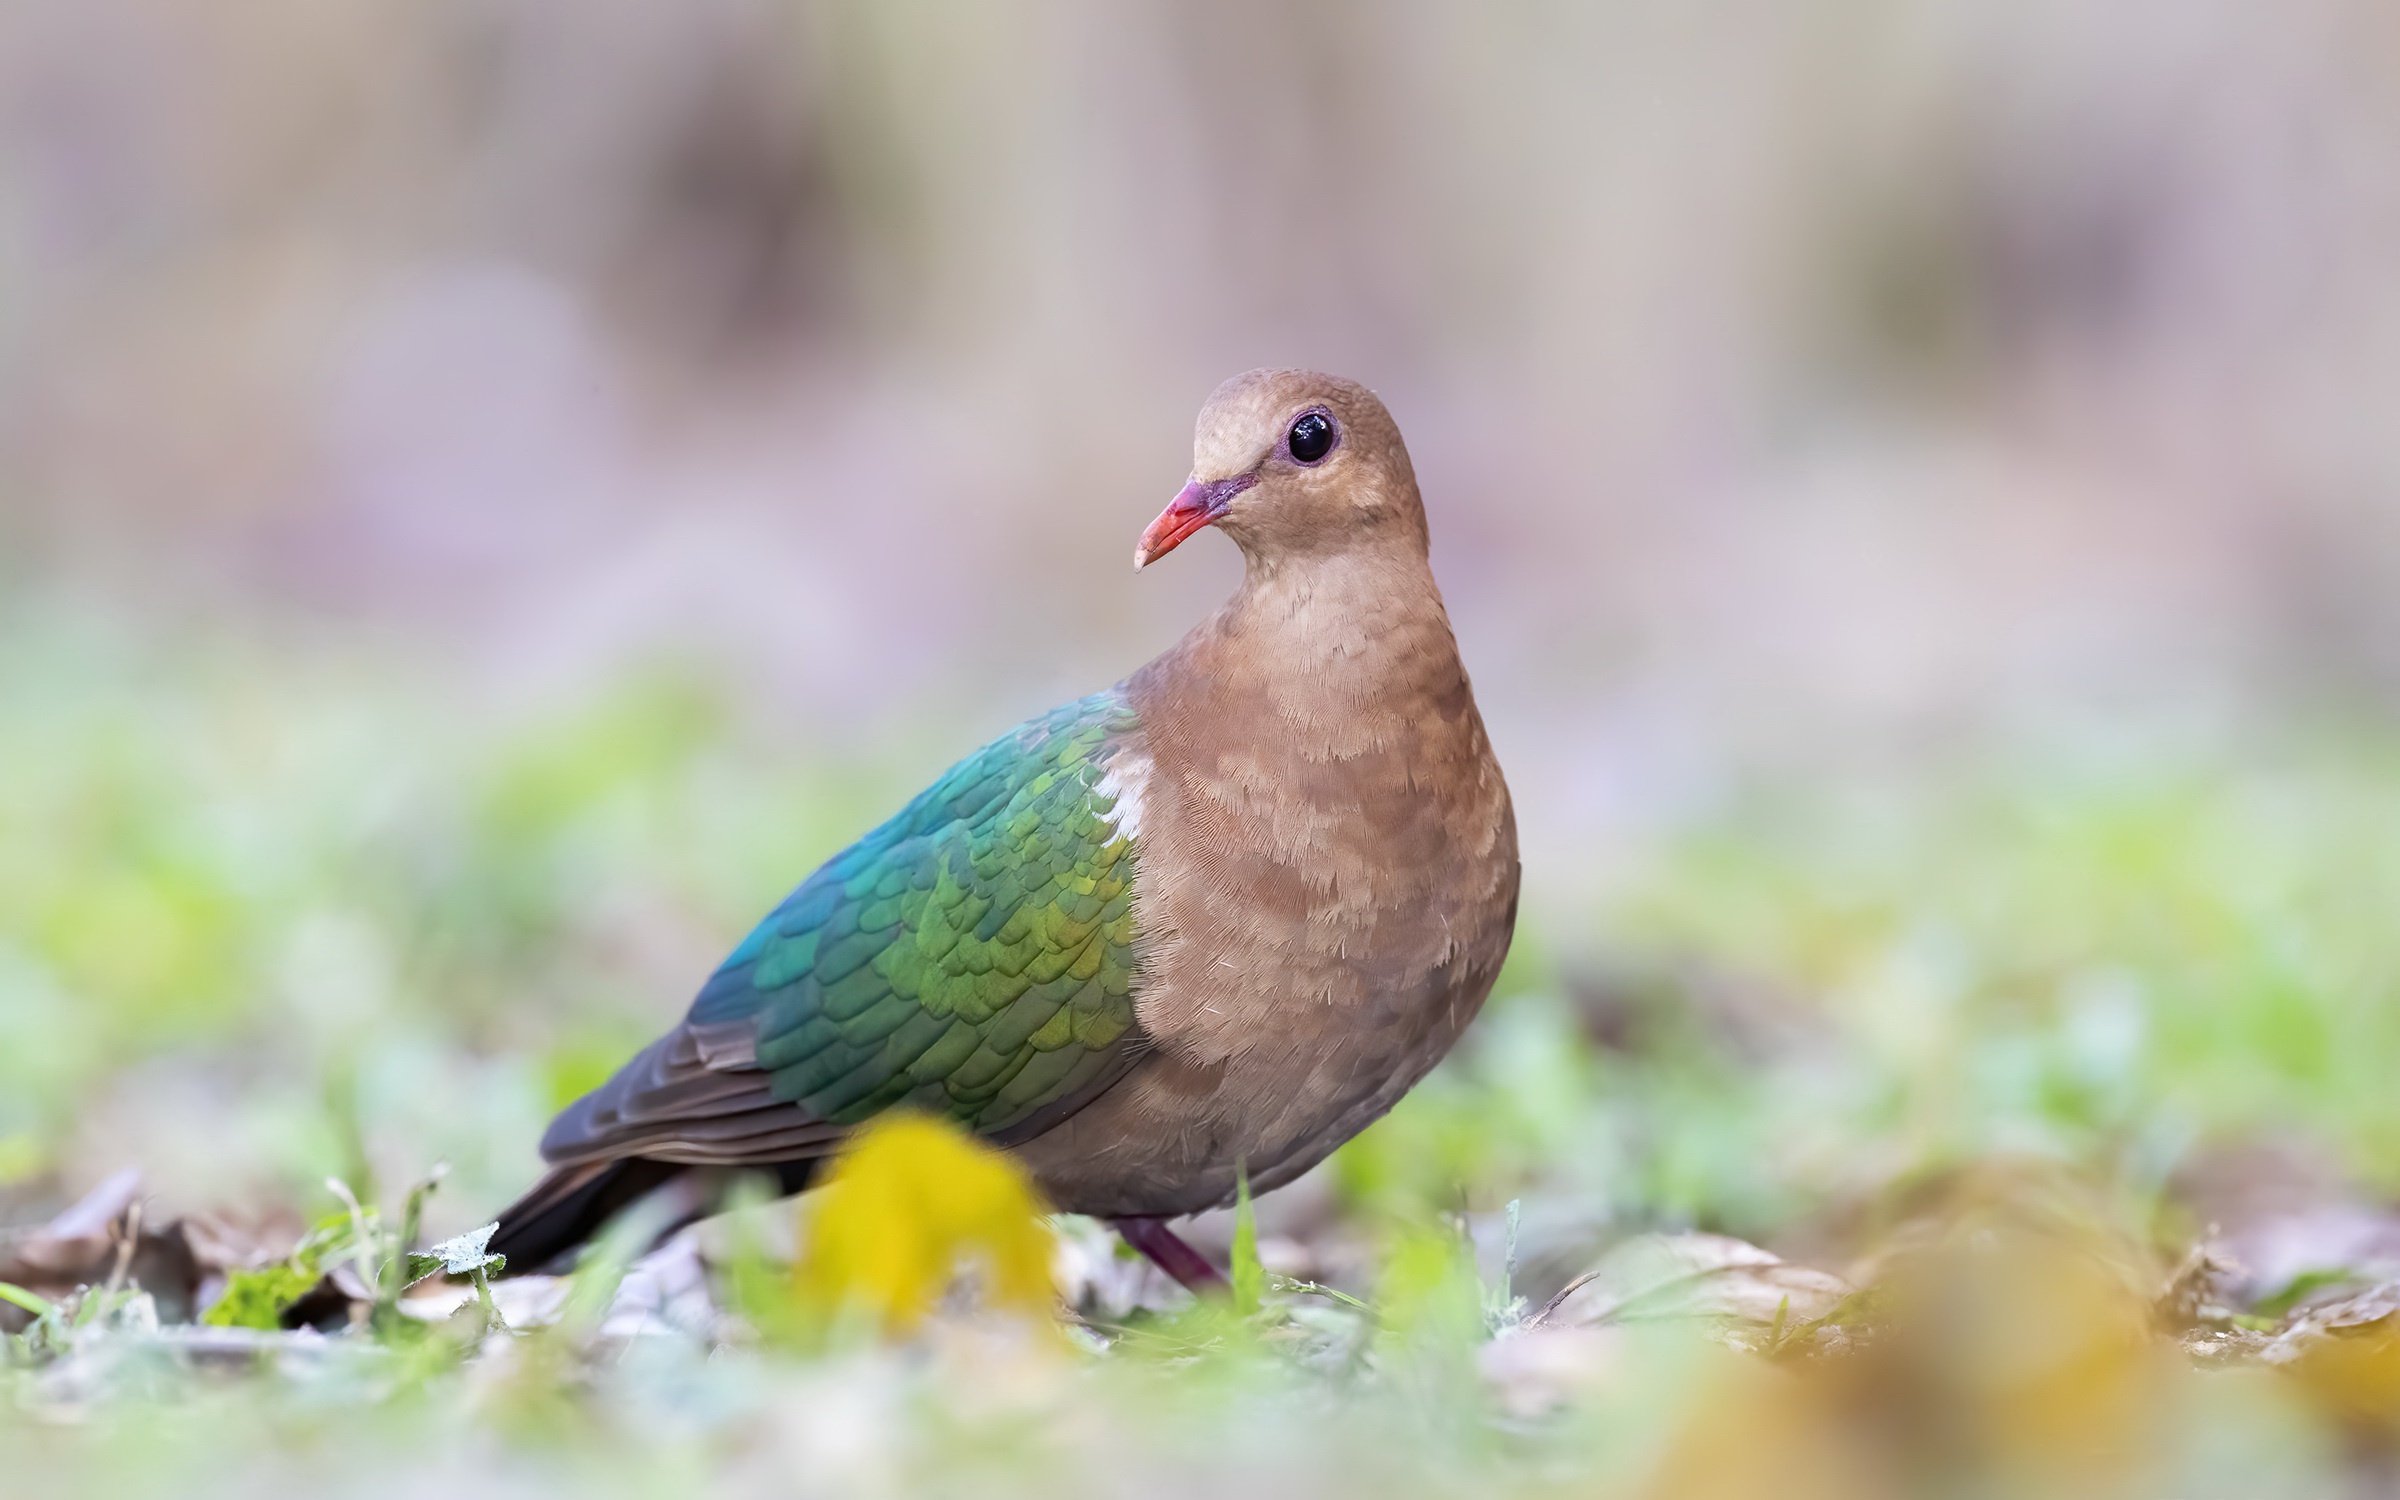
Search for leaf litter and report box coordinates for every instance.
[9,1125,2400,1498]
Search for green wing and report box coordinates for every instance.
[681,689,1143,1143]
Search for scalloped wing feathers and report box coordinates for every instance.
[538,691,1146,1170]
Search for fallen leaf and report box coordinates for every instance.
[792,1113,1057,1334]
[1535,1232,1851,1342]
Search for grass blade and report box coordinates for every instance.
[1230,1164,1264,1317]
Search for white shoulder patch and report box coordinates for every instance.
[1094,747,1152,841]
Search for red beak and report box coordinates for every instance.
[1134,475,1256,570]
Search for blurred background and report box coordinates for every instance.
[7,0,2400,1278]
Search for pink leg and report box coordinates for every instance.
[1109,1215,1227,1294]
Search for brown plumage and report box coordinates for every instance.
[488,369,1517,1283]
[1014,370,1519,1217]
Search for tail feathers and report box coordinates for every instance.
[485,1158,687,1277]
[485,1156,825,1277]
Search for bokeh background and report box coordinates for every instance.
[8,0,2400,1283]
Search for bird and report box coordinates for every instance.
[486,369,1519,1290]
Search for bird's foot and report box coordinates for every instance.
[1108,1215,1227,1295]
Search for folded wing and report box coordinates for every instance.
[536,690,1149,1174]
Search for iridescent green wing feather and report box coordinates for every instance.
[686,690,1144,1141]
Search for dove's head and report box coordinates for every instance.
[1134,369,1426,571]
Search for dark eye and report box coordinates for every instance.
[1286,410,1335,464]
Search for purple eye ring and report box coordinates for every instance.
[1285,408,1337,464]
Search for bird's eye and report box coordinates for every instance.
[1286,411,1335,464]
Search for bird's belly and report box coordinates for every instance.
[1011,959,1495,1218]
[1021,714,1521,1217]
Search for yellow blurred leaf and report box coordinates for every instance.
[1812,1171,2174,1488]
[793,1113,1056,1334]
[1643,1355,1893,1500]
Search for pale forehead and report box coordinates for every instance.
[1191,368,1363,476]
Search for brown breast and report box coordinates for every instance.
[1014,548,1518,1216]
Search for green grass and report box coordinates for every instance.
[7,605,2400,1494]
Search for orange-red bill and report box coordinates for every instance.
[1134,475,1255,570]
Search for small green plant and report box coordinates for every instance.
[200,1256,325,1332]
[1484,1198,1527,1332]
[404,1224,508,1334]
[2,1279,156,1365]
[203,1167,451,1331]
[1,1282,57,1367]
[1230,1166,1265,1318]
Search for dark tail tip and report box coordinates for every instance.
[485,1158,686,1277]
